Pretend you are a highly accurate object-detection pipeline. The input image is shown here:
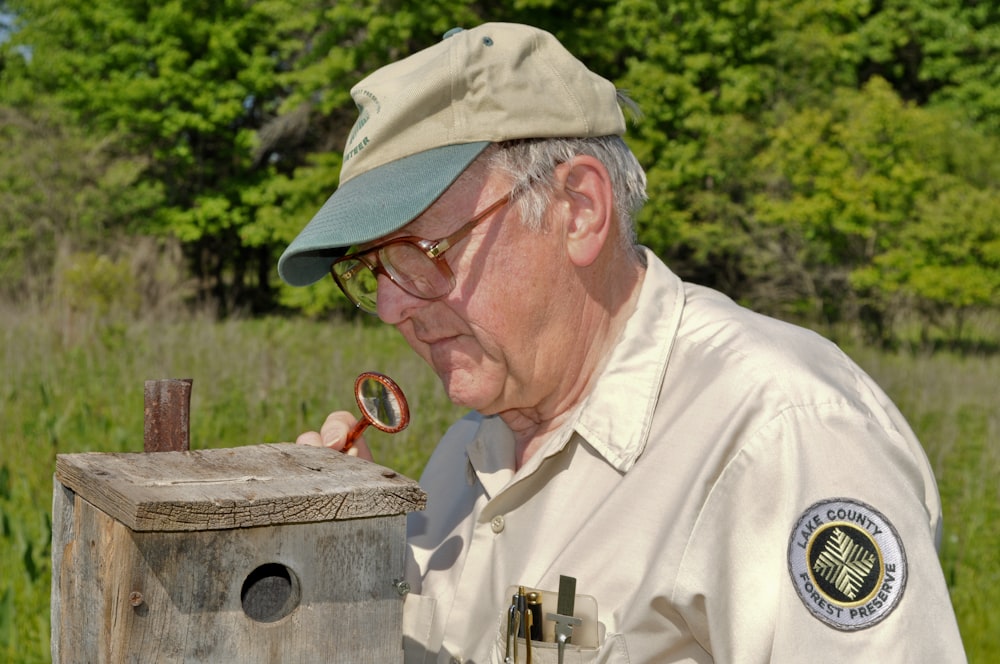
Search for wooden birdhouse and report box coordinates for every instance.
[50,443,426,663]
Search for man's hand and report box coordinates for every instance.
[295,411,374,461]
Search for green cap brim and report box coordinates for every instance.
[278,141,491,287]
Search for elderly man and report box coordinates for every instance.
[279,22,966,664]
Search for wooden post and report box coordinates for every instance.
[143,378,192,452]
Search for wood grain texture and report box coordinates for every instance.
[55,443,425,532]
[54,496,409,663]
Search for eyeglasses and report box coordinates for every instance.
[330,192,512,314]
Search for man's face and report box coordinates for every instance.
[374,163,571,417]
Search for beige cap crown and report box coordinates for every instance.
[278,23,626,287]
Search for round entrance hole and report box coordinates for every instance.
[241,562,301,623]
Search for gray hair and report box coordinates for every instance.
[484,130,648,259]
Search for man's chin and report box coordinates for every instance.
[437,371,496,414]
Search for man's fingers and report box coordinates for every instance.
[321,414,355,449]
[295,430,324,447]
[295,411,374,461]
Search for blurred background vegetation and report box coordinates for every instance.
[1,0,997,343]
[1,0,997,661]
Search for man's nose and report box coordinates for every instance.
[375,273,422,324]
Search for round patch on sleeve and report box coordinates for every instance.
[787,498,907,630]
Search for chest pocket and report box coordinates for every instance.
[402,593,437,662]
[491,634,630,663]
[486,588,629,664]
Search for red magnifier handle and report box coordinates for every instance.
[342,418,370,453]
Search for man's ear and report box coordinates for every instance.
[554,155,614,268]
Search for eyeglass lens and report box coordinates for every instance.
[331,192,510,313]
[333,242,453,313]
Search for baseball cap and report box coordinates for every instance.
[277,22,626,286]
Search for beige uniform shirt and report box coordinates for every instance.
[402,250,966,663]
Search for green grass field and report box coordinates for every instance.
[1,304,996,662]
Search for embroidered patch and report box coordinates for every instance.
[787,498,907,631]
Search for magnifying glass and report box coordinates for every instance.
[343,372,411,453]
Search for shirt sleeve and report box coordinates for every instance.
[672,402,967,663]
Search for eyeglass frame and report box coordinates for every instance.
[329,192,512,313]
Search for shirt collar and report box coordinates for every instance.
[572,249,684,471]
[466,249,685,488]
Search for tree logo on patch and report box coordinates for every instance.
[788,498,907,630]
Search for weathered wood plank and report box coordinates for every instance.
[54,496,408,663]
[55,443,425,532]
[48,480,75,663]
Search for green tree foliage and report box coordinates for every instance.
[855,0,1000,131]
[0,0,997,344]
[4,0,317,312]
[752,78,1000,342]
[0,101,161,303]
[1,0,484,314]
[603,0,998,344]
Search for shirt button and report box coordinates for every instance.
[490,515,505,533]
